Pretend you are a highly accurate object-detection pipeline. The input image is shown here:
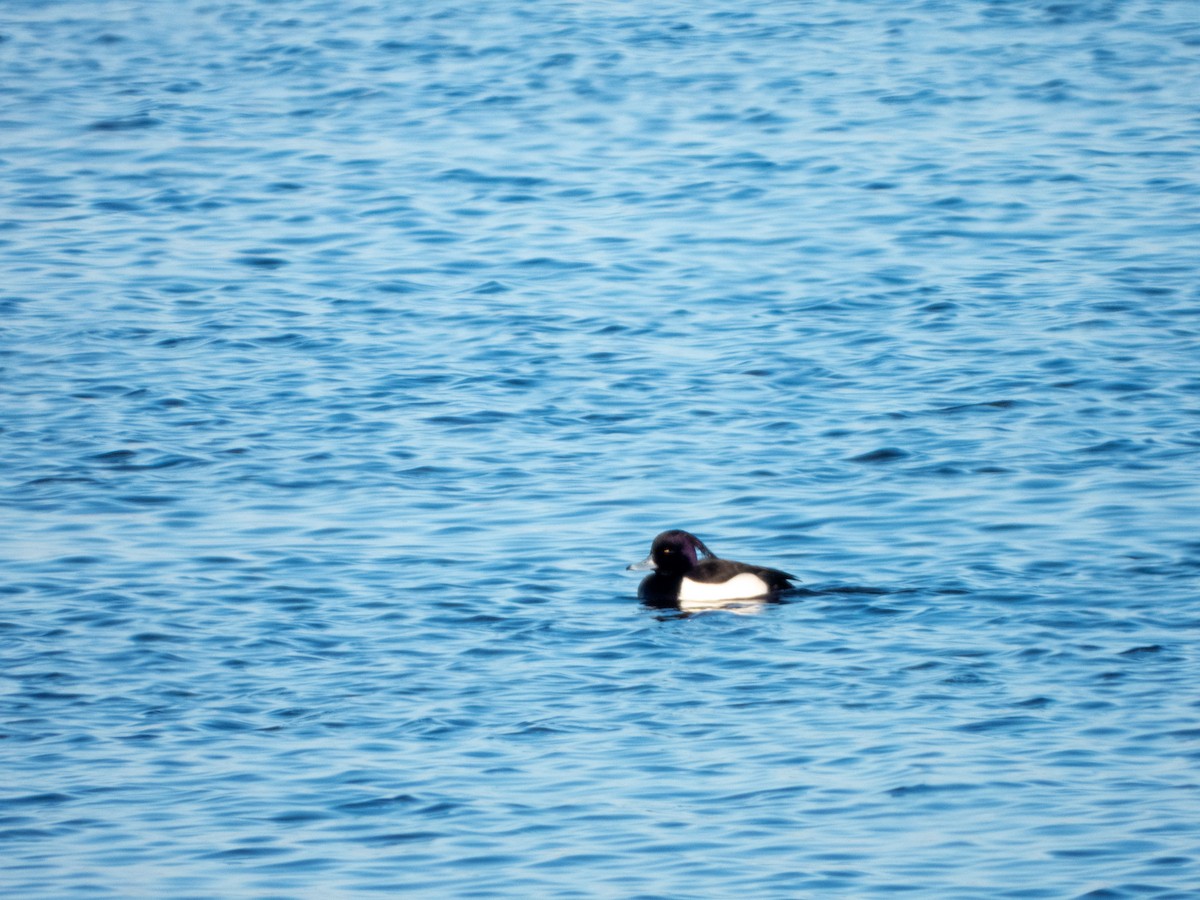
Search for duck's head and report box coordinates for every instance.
[627,530,716,575]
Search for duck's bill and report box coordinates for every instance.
[626,554,656,571]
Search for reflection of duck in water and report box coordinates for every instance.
[628,530,798,612]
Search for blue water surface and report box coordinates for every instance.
[3,0,1200,896]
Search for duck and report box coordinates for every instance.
[627,530,797,609]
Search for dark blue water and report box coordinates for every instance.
[3,1,1200,896]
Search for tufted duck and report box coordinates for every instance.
[628,530,797,610]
